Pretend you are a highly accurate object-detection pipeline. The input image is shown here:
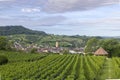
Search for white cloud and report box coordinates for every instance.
[43,0,119,13]
[0,0,14,1]
[21,8,40,13]
[36,16,67,26]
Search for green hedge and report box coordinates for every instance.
[0,55,8,65]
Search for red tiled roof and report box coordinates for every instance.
[94,47,108,55]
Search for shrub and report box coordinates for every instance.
[0,55,8,65]
[30,48,38,53]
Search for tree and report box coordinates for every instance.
[101,39,120,57]
[84,38,99,53]
[0,36,8,50]
[30,48,38,53]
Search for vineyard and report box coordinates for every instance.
[0,51,120,80]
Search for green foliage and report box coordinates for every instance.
[0,51,120,80]
[30,48,38,53]
[0,36,7,50]
[0,51,47,62]
[0,27,98,48]
[101,39,120,57]
[63,49,69,54]
[7,34,89,48]
[0,55,8,65]
[0,26,47,36]
[0,36,12,50]
[85,38,120,57]
[85,38,99,53]
[0,26,105,48]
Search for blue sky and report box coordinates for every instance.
[0,0,120,36]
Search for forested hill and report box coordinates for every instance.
[0,25,100,47]
[0,26,47,36]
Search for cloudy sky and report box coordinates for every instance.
[0,0,120,36]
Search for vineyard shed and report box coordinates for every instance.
[94,47,108,56]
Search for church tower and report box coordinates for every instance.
[56,41,59,48]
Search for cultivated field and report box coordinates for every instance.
[0,51,120,80]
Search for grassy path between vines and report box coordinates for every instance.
[97,58,115,80]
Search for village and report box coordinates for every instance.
[14,41,109,56]
[14,41,85,54]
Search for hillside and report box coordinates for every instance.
[0,26,89,47]
[7,34,89,47]
[0,26,47,36]
[0,26,104,48]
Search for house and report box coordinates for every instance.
[69,50,77,54]
[94,47,108,56]
[14,42,25,51]
[50,47,63,53]
[69,47,84,54]
[37,48,49,53]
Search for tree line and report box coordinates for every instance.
[85,38,120,57]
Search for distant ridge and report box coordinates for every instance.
[0,26,47,36]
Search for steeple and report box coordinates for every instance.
[56,41,59,48]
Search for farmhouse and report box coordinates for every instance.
[94,47,108,56]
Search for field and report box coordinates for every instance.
[0,51,120,80]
